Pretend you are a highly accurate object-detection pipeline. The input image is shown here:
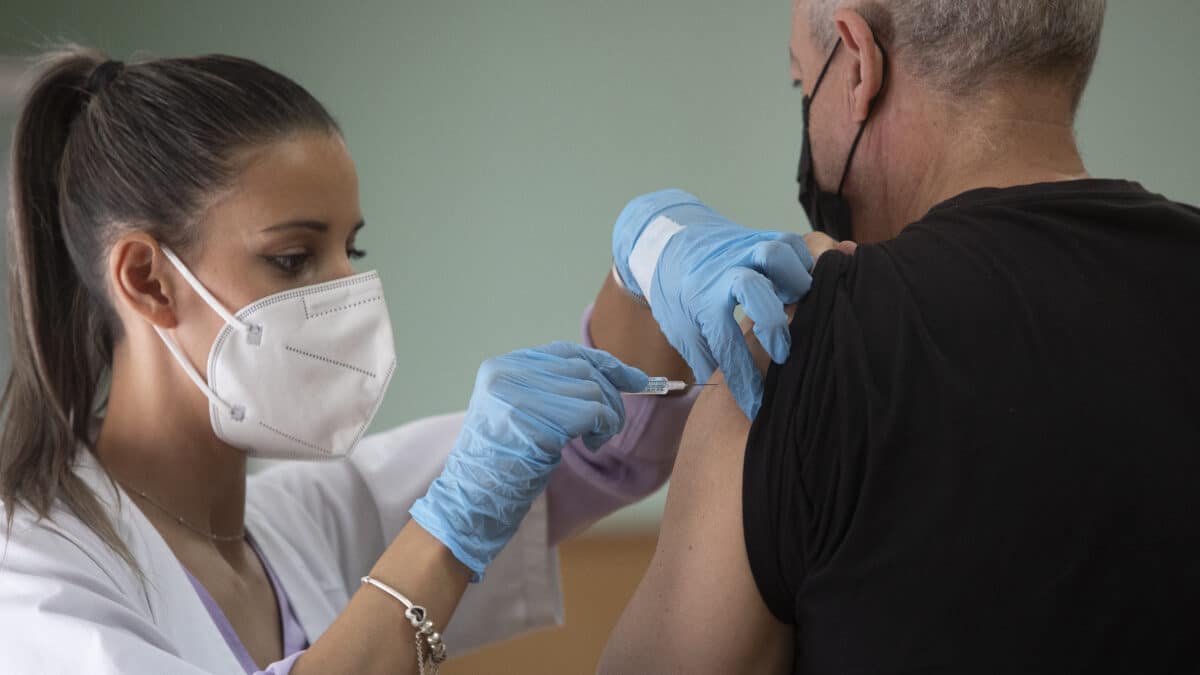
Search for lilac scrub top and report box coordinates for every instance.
[183,534,308,675]
[185,305,698,673]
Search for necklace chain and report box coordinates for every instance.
[122,484,246,542]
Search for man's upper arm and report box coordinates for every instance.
[600,333,792,674]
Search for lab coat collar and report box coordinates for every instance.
[73,450,259,674]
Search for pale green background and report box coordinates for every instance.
[1,1,1197,532]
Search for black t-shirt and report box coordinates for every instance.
[743,180,1200,674]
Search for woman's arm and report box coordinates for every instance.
[292,344,646,674]
[291,522,469,675]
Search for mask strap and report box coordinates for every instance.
[835,36,889,197]
[154,245,247,421]
[810,39,841,98]
[160,246,251,332]
[152,325,243,420]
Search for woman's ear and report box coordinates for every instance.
[108,234,178,330]
[833,8,886,123]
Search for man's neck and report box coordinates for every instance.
[853,91,1089,242]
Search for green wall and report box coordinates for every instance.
[2,1,1198,531]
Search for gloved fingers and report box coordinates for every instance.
[749,237,813,304]
[697,304,764,420]
[534,340,597,361]
[477,346,565,390]
[646,293,719,385]
[679,337,720,385]
[571,346,651,394]
[498,378,623,452]
[521,343,633,390]
[475,342,622,415]
[548,395,624,450]
[729,268,792,365]
[511,345,631,446]
[540,366,628,434]
[770,231,817,272]
[528,343,644,417]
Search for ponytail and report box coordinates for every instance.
[1,47,135,569]
[1,45,338,572]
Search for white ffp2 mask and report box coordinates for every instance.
[154,246,397,460]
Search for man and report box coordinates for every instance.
[600,0,1200,673]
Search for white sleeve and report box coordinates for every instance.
[251,412,564,653]
[0,523,213,675]
[248,453,387,599]
[246,413,456,595]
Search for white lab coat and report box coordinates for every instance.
[0,412,562,674]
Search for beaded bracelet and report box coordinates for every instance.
[361,576,448,674]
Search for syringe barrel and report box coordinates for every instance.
[641,377,671,395]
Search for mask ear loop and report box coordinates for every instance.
[809,39,841,99]
[159,247,253,333]
[835,36,889,198]
[154,245,250,422]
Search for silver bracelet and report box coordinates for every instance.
[361,575,448,673]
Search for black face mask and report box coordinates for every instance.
[797,38,888,241]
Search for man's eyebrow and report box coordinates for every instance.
[260,219,366,233]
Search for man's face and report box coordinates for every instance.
[789,1,822,93]
[789,0,873,239]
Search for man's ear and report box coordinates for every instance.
[108,234,179,330]
[833,8,886,123]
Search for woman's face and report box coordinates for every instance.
[166,131,366,383]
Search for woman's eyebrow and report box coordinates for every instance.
[260,219,329,233]
[260,219,365,233]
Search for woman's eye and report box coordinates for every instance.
[347,247,367,260]
[264,253,310,274]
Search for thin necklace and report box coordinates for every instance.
[122,484,246,543]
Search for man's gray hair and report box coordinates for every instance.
[808,0,1106,107]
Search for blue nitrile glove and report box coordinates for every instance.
[409,342,649,581]
[612,189,815,420]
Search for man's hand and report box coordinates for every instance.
[611,189,815,419]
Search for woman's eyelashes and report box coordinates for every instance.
[262,246,367,275]
[263,252,310,275]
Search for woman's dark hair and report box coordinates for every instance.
[1,45,339,567]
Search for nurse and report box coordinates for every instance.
[0,48,811,675]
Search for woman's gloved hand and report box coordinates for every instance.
[612,189,815,419]
[409,342,649,581]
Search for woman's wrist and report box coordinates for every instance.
[291,521,470,675]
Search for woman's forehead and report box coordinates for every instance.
[205,132,361,233]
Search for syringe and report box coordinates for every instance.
[631,376,717,396]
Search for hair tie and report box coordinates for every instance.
[85,60,125,97]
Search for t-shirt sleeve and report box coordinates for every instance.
[742,245,895,624]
